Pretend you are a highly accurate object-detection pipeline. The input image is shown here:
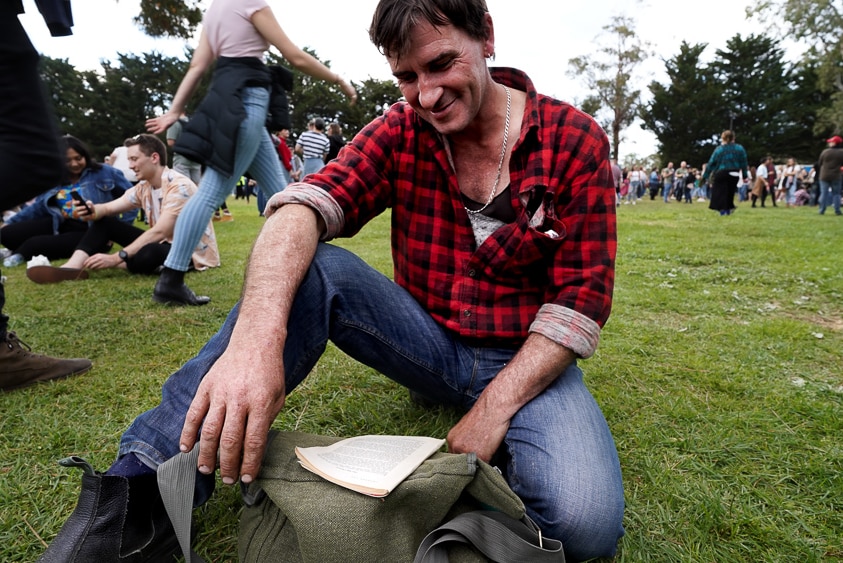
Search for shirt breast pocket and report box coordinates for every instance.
[493,205,567,282]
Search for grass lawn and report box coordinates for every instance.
[1,195,841,561]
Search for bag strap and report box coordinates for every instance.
[414,510,565,563]
[157,447,206,563]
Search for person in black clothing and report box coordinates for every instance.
[0,1,92,390]
[324,122,345,163]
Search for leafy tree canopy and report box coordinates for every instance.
[39,50,400,164]
[567,15,652,161]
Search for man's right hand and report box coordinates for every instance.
[179,345,287,485]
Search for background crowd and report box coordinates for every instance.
[611,134,843,215]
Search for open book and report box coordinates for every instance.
[295,435,446,497]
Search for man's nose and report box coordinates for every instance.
[417,75,442,111]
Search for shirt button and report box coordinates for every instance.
[468,269,476,278]
[464,310,471,318]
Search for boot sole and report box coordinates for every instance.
[152,293,210,306]
[2,362,92,391]
[27,266,89,284]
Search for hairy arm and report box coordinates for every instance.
[179,204,325,484]
[447,334,576,461]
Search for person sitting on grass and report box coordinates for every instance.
[38,1,624,561]
[0,135,132,267]
[26,134,219,285]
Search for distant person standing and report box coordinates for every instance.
[816,135,843,215]
[752,157,773,208]
[166,113,236,222]
[166,113,202,184]
[610,159,621,206]
[145,0,357,306]
[296,117,330,177]
[324,121,345,163]
[273,128,297,184]
[661,162,675,203]
[701,130,749,216]
[108,145,138,184]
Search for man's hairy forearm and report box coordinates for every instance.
[229,204,322,350]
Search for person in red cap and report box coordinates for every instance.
[816,135,843,215]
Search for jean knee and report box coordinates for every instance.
[537,488,625,561]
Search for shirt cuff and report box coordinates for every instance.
[270,183,345,239]
[529,303,601,359]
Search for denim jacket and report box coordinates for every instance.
[6,164,134,233]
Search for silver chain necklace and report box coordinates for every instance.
[465,86,511,215]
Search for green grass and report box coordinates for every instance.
[1,196,841,561]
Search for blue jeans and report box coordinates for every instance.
[302,156,324,178]
[663,182,673,202]
[120,244,625,560]
[164,87,286,272]
[818,178,842,215]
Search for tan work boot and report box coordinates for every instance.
[0,332,92,391]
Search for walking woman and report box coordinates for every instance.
[701,130,749,216]
[146,0,357,305]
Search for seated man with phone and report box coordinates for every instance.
[27,135,220,284]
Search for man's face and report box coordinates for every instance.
[388,17,493,136]
[127,145,157,182]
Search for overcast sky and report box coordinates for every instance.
[20,0,790,159]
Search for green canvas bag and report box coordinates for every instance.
[157,431,565,562]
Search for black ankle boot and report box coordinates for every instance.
[152,267,210,306]
[38,457,180,562]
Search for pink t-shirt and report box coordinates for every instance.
[203,0,270,59]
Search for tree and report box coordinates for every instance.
[567,15,651,160]
[710,34,795,165]
[39,56,96,137]
[40,52,190,160]
[267,50,401,143]
[640,42,724,167]
[136,0,203,39]
[778,59,833,162]
[87,52,191,158]
[752,0,843,132]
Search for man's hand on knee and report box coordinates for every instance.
[179,349,286,485]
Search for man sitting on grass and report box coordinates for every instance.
[27,134,219,285]
[38,1,624,561]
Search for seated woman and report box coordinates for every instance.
[0,135,133,265]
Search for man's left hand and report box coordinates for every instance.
[446,396,511,463]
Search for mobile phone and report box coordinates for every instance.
[71,191,92,214]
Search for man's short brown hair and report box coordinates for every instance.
[369,0,490,59]
[124,134,167,164]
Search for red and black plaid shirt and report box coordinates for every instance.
[278,68,616,355]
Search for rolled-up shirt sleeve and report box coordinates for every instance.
[270,183,346,240]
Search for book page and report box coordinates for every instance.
[295,435,445,497]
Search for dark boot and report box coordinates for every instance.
[0,332,91,391]
[38,457,180,562]
[152,267,210,306]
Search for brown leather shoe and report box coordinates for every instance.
[26,266,88,284]
[0,333,92,391]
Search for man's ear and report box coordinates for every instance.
[483,12,495,55]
